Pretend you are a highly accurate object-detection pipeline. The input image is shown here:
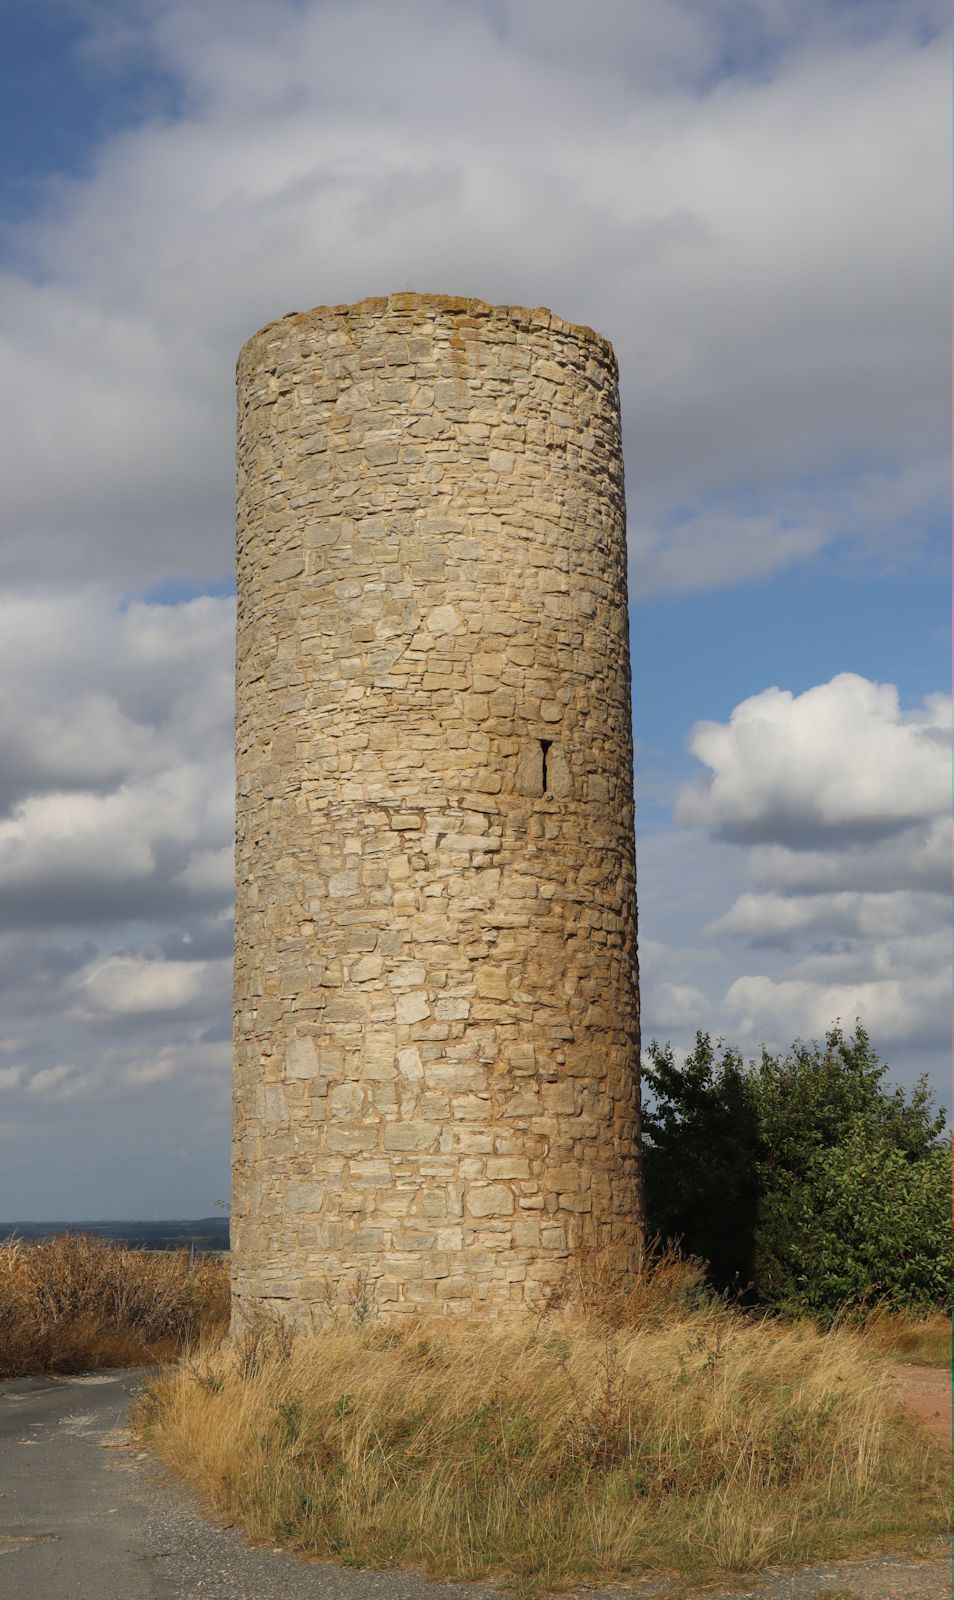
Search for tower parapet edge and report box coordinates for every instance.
[232,292,643,1323]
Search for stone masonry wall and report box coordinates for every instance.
[232,293,643,1323]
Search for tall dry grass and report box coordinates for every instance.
[848,1308,951,1369]
[0,1233,229,1377]
[137,1251,948,1592]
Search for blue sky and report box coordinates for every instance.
[0,0,947,1218]
[0,1,172,224]
[634,558,949,832]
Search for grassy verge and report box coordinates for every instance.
[136,1256,948,1594]
[850,1309,950,1368]
[0,1233,229,1377]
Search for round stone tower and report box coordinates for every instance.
[232,293,642,1324]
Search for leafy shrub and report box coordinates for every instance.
[770,1127,952,1314]
[643,1023,951,1316]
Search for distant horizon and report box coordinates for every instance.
[0,1215,229,1225]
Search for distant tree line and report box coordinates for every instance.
[0,1219,230,1253]
[642,1023,951,1317]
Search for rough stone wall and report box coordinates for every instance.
[232,293,643,1323]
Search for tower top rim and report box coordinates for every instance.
[237,293,616,371]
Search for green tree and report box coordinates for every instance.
[642,1022,951,1315]
[642,1032,760,1293]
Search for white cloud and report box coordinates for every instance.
[667,674,951,1077]
[115,1038,231,1091]
[746,816,950,898]
[0,789,160,886]
[24,1065,79,1100]
[176,846,234,896]
[725,960,949,1052]
[677,675,950,844]
[72,954,231,1017]
[0,2,946,592]
[0,590,234,924]
[634,509,829,597]
[0,591,234,775]
[647,980,711,1030]
[0,770,218,924]
[634,457,950,597]
[711,887,945,944]
[0,585,236,1210]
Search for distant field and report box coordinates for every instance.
[0,1219,230,1252]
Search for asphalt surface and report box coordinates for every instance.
[0,1369,503,1600]
[0,1368,948,1600]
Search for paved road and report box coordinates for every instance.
[0,1369,504,1600]
[0,1369,948,1599]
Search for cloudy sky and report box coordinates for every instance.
[0,0,947,1219]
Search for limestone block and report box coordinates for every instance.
[326,1126,378,1155]
[396,992,431,1024]
[284,1038,318,1080]
[466,1184,516,1218]
[396,1046,424,1080]
[476,967,510,1000]
[329,1082,364,1117]
[383,1122,441,1152]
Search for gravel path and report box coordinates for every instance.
[0,1368,947,1599]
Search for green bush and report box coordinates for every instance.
[642,1023,952,1317]
[767,1126,952,1314]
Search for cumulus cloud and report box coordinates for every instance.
[711,887,943,944]
[0,0,947,592]
[745,818,950,898]
[647,979,711,1031]
[24,1065,79,1101]
[0,589,235,1212]
[677,675,950,845]
[175,846,234,896]
[0,590,234,806]
[725,957,949,1053]
[0,589,233,924]
[669,674,951,1080]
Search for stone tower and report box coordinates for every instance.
[232,293,642,1324]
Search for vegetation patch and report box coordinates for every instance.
[136,1254,948,1595]
[0,1233,229,1377]
[644,1024,951,1318]
[845,1309,950,1369]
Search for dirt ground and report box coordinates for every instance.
[893,1363,951,1446]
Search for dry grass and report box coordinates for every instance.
[850,1308,950,1369]
[0,1233,229,1378]
[136,1251,948,1594]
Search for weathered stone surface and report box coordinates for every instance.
[232,292,643,1327]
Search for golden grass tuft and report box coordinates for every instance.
[136,1250,948,1593]
[0,1233,229,1377]
[848,1308,951,1369]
